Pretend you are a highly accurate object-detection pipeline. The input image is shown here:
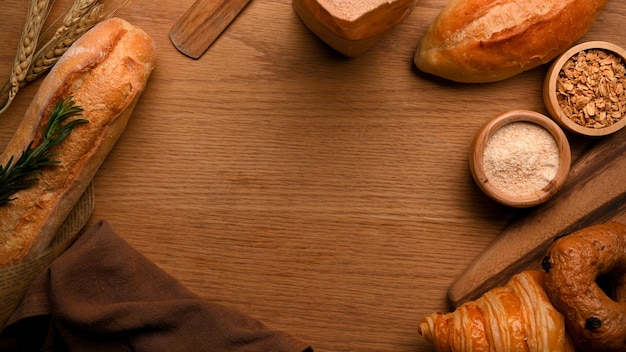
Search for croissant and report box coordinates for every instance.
[418,270,574,351]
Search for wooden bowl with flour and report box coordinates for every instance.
[469,110,571,208]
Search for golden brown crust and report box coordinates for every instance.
[0,18,156,265]
[543,221,626,352]
[418,270,574,351]
[414,0,608,83]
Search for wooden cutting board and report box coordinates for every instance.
[448,127,626,307]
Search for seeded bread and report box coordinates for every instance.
[0,18,156,265]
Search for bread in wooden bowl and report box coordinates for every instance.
[294,0,417,57]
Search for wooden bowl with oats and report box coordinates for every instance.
[469,110,571,208]
[544,41,626,137]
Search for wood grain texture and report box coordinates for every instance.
[1,1,625,351]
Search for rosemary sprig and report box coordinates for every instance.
[0,96,88,204]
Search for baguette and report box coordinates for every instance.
[0,17,156,265]
[414,0,608,83]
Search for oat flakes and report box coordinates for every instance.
[556,49,626,129]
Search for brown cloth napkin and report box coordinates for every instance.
[0,220,313,352]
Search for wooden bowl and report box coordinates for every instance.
[544,41,626,136]
[292,0,416,58]
[469,110,571,208]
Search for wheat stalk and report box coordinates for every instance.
[25,0,105,83]
[0,0,129,115]
[0,0,54,114]
[54,0,99,36]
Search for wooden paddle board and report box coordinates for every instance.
[449,127,626,307]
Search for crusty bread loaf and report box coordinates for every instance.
[0,17,156,265]
[414,0,608,83]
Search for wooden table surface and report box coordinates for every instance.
[1,1,625,351]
